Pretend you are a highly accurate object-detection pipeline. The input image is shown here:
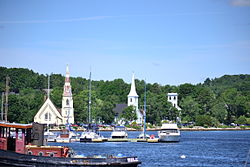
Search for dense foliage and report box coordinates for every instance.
[0,66,249,126]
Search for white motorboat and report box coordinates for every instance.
[44,131,57,142]
[111,126,128,139]
[55,129,76,143]
[79,131,102,142]
[158,123,180,142]
[79,124,103,142]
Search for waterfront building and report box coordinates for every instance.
[167,93,181,110]
[34,65,74,125]
[128,73,143,124]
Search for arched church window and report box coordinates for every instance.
[169,96,171,100]
[66,99,69,105]
[130,98,132,102]
[174,96,176,100]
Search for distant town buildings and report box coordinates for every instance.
[34,65,74,125]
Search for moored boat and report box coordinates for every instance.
[111,126,128,139]
[158,123,180,142]
[44,131,57,142]
[80,124,103,142]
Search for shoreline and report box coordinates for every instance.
[97,127,250,132]
[49,127,250,132]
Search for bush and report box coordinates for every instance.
[195,115,217,127]
[235,116,248,125]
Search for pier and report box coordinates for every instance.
[78,138,159,143]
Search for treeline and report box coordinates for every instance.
[0,66,249,126]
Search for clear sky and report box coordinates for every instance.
[0,0,249,85]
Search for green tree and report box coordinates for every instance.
[235,115,247,125]
[180,96,200,122]
[211,102,228,123]
[120,106,137,123]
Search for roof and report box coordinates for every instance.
[0,122,32,129]
[167,93,178,96]
[113,104,127,116]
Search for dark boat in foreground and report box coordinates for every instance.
[0,122,141,167]
[0,149,140,167]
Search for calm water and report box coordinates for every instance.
[49,130,250,167]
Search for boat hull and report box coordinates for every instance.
[0,149,141,167]
[159,135,180,142]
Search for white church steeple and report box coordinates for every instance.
[127,73,142,124]
[61,65,74,124]
[128,73,138,97]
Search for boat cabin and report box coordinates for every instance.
[0,122,70,157]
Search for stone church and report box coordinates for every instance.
[34,65,74,125]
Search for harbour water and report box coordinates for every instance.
[49,130,250,167]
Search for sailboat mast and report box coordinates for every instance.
[143,80,147,139]
[5,76,10,122]
[88,71,92,124]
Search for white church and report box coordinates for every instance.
[34,65,74,125]
[127,73,143,124]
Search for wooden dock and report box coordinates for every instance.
[91,138,159,143]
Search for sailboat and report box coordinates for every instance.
[137,80,150,139]
[80,71,103,142]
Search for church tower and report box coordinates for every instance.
[61,65,74,124]
[127,73,142,124]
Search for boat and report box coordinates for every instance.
[137,133,150,139]
[79,71,101,142]
[111,126,128,139]
[80,124,103,142]
[158,123,181,142]
[137,80,150,139]
[44,131,57,142]
[55,129,78,143]
[0,149,140,167]
[0,121,141,166]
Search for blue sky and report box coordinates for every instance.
[0,0,249,85]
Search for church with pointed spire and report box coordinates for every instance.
[34,65,74,125]
[61,65,74,124]
[128,73,143,124]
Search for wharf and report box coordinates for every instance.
[91,138,158,143]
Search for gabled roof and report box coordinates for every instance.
[34,98,63,121]
[113,103,127,116]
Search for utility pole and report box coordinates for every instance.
[5,76,10,122]
[1,92,4,121]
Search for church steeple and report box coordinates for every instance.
[63,65,72,97]
[127,73,142,124]
[61,65,74,124]
[128,73,138,97]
